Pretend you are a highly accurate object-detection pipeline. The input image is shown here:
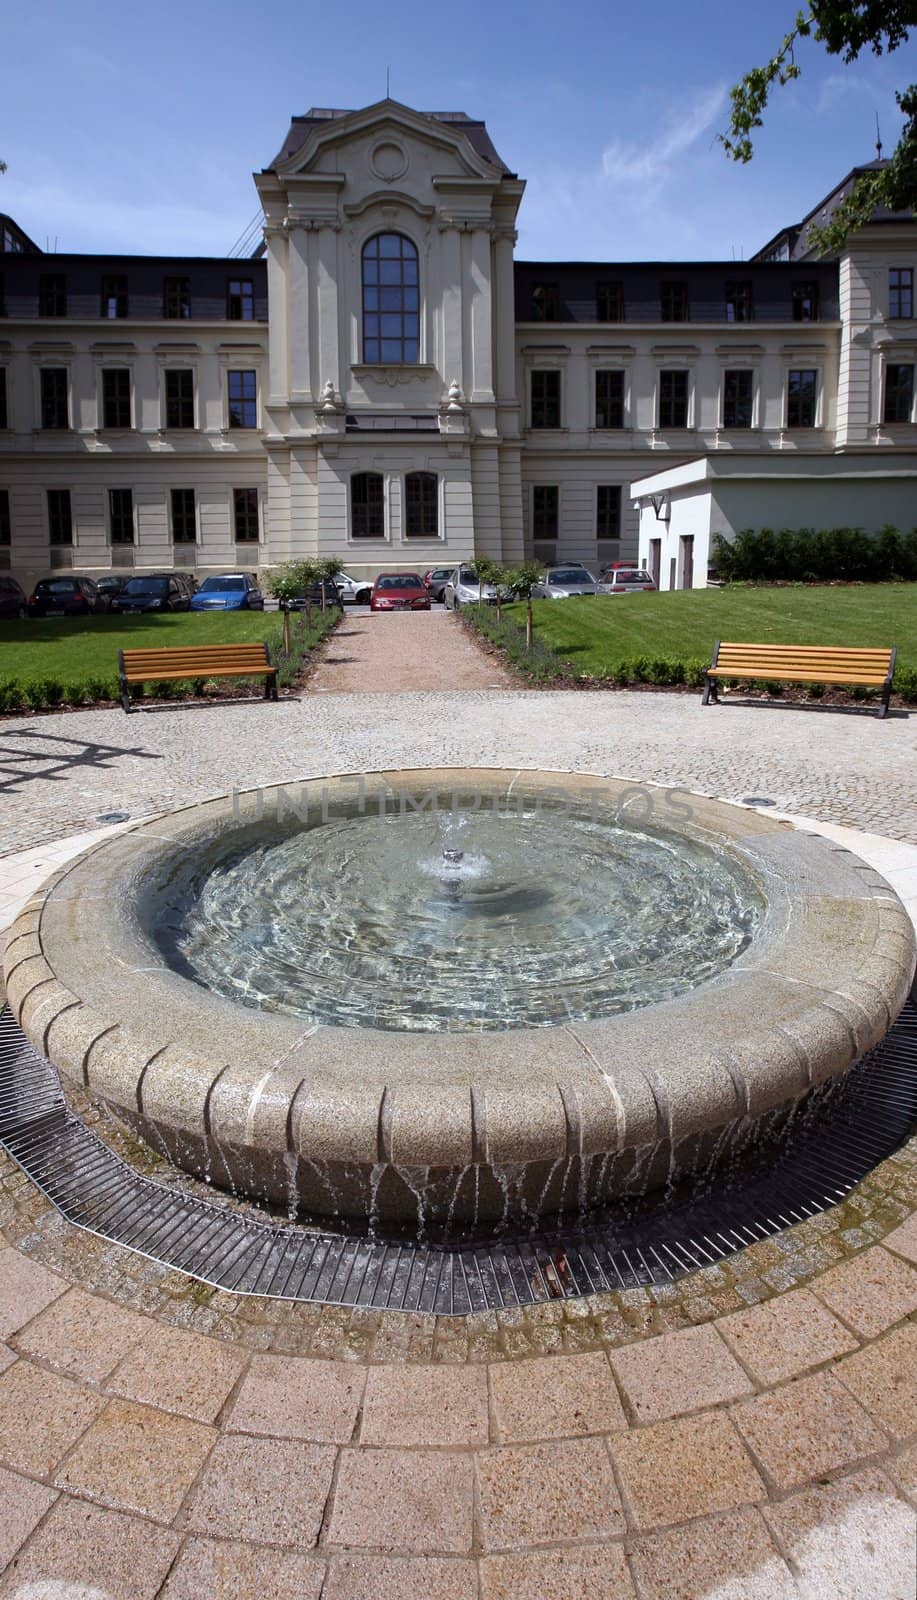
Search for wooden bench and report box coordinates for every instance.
[702,641,897,719]
[117,642,278,714]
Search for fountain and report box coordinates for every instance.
[4,769,915,1235]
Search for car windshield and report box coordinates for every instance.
[35,581,77,594]
[459,570,483,585]
[550,570,594,584]
[377,575,422,590]
[200,577,245,592]
[432,569,452,580]
[124,578,168,596]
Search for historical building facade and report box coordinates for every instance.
[0,101,914,592]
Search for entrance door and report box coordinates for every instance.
[680,535,694,590]
[649,538,661,589]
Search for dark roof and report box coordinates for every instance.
[0,214,42,253]
[753,159,915,261]
[266,102,514,176]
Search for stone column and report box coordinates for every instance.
[469,223,494,403]
[316,223,341,400]
[263,223,288,405]
[439,222,463,390]
[492,225,518,409]
[285,219,312,401]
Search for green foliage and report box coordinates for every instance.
[505,561,546,601]
[263,561,320,606]
[712,525,917,583]
[0,680,23,712]
[721,3,916,253]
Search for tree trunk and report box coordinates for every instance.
[282,607,291,654]
[526,600,533,649]
[495,598,502,623]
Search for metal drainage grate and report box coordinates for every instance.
[1,1002,915,1315]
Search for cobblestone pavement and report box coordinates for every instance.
[0,618,916,1594]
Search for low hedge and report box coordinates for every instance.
[0,610,337,716]
[713,525,917,584]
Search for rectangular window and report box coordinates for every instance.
[171,488,196,544]
[596,281,623,322]
[658,369,688,428]
[101,368,131,429]
[725,280,753,322]
[884,363,914,423]
[787,368,818,427]
[531,283,559,321]
[660,281,689,322]
[0,489,10,546]
[100,274,128,319]
[233,487,260,542]
[47,489,72,545]
[595,369,624,429]
[227,279,254,321]
[163,276,191,319]
[532,485,558,542]
[228,369,257,429]
[351,473,384,538]
[164,369,194,428]
[889,268,914,320]
[531,369,561,428]
[0,368,7,430]
[38,274,66,317]
[109,488,134,544]
[723,369,753,428]
[596,485,621,541]
[792,281,819,321]
[404,473,438,537]
[40,368,69,429]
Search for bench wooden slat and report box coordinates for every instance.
[702,639,896,719]
[118,640,278,713]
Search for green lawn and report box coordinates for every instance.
[516,585,917,677]
[0,611,286,689]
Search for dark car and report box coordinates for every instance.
[422,566,456,603]
[287,578,343,611]
[94,575,127,603]
[28,577,106,617]
[110,574,192,614]
[0,576,28,619]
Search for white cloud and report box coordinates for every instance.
[600,84,729,190]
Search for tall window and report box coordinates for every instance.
[596,281,623,322]
[351,472,384,538]
[658,370,688,428]
[100,275,128,318]
[532,485,558,542]
[725,280,753,322]
[233,488,260,542]
[889,268,914,320]
[405,472,438,537]
[101,368,131,429]
[596,485,621,541]
[227,279,255,321]
[228,370,257,429]
[660,281,689,322]
[531,282,559,321]
[109,488,134,544]
[40,368,69,429]
[0,368,7,430]
[723,369,753,428]
[362,234,419,363]
[595,370,624,429]
[531,370,561,428]
[164,369,194,428]
[884,363,914,423]
[171,488,196,544]
[38,274,66,316]
[787,369,817,427]
[0,489,9,546]
[163,276,191,319]
[47,489,72,544]
[792,281,819,321]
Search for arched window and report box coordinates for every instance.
[404,472,438,538]
[351,472,385,538]
[362,234,419,364]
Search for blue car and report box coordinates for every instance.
[190,573,264,612]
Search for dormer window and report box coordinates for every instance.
[362,233,419,363]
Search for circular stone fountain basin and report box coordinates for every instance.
[5,769,915,1229]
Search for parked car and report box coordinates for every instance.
[443,566,498,609]
[286,577,343,611]
[534,566,601,599]
[422,566,456,603]
[370,573,431,611]
[0,577,28,619]
[190,573,264,611]
[334,572,374,605]
[597,567,657,594]
[93,575,127,605]
[28,577,106,617]
[110,574,192,614]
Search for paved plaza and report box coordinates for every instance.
[0,612,916,1596]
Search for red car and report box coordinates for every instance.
[370,573,431,611]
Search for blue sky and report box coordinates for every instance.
[3,0,911,261]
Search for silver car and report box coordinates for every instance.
[534,566,600,599]
[443,566,498,608]
[597,567,657,594]
[335,571,374,605]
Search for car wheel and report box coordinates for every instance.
[356,588,371,606]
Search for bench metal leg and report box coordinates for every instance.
[119,677,132,715]
[878,681,892,719]
[701,675,718,706]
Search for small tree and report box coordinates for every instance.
[507,561,545,650]
[318,556,344,612]
[488,564,514,623]
[468,555,497,607]
[265,560,318,650]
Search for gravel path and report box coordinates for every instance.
[308,609,515,693]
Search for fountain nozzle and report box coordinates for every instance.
[442,847,465,865]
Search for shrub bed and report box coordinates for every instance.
[713,525,917,584]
